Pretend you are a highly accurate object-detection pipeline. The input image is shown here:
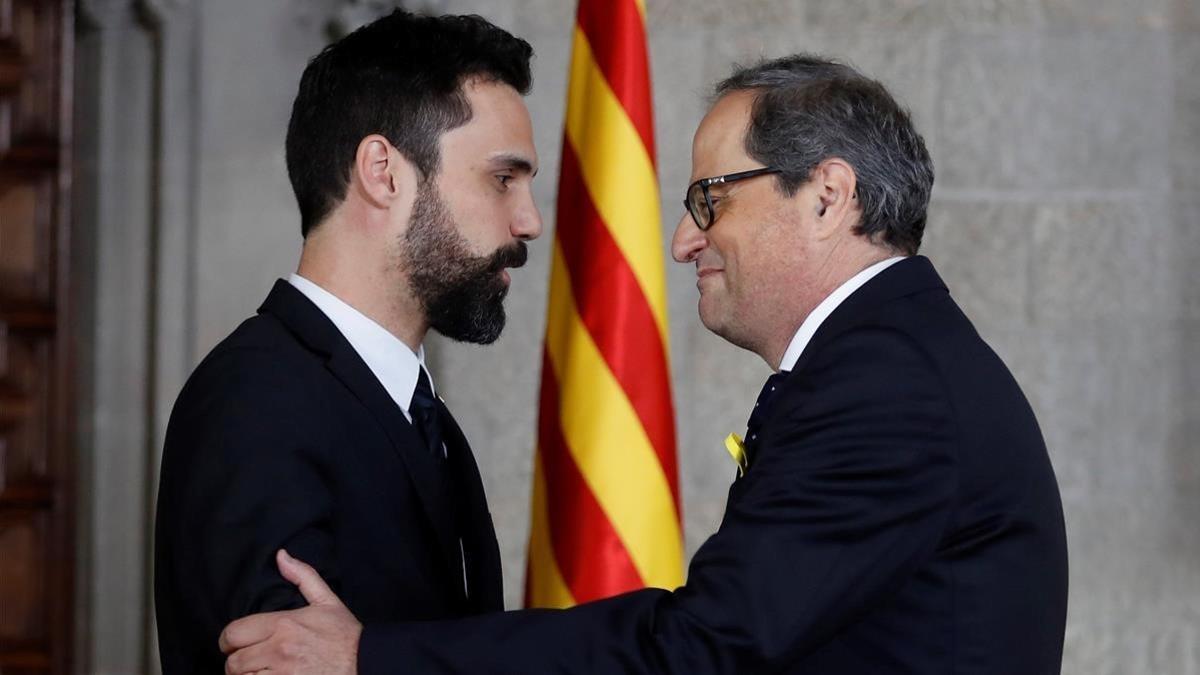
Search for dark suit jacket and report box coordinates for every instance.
[154,280,503,674]
[358,256,1068,674]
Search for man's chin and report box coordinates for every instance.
[431,300,507,345]
[697,298,751,350]
[697,293,725,329]
[697,304,724,340]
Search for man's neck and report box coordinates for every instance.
[296,244,427,352]
[761,245,897,370]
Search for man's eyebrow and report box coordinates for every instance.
[489,153,538,177]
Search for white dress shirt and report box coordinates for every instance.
[778,257,907,372]
[288,273,431,423]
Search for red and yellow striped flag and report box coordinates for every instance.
[525,0,683,608]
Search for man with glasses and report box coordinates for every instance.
[220,54,1068,675]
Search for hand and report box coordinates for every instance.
[220,549,363,675]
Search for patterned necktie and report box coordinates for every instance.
[410,367,444,458]
[745,371,789,459]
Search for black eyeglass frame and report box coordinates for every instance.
[683,167,782,231]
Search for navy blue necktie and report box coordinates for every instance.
[412,369,473,600]
[745,372,789,460]
[410,367,444,458]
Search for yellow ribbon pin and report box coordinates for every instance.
[724,432,748,477]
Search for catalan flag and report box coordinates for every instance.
[525,0,682,608]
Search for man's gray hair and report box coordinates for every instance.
[715,54,934,255]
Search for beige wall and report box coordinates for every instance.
[73,0,1200,672]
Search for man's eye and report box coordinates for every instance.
[496,174,513,188]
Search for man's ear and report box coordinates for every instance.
[810,158,859,238]
[351,134,418,208]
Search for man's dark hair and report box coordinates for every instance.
[715,55,934,255]
[286,10,533,237]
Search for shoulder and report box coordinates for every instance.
[763,322,958,470]
[790,322,944,404]
[790,279,989,406]
[168,314,330,440]
[194,313,317,386]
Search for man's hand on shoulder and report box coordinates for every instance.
[220,549,362,675]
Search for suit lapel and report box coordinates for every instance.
[324,345,463,576]
[258,280,463,579]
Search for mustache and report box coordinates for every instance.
[486,241,528,272]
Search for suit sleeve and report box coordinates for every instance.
[356,326,959,674]
[157,348,339,634]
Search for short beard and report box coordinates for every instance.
[402,182,527,345]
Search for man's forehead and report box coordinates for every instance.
[441,80,538,169]
[463,80,532,129]
[691,91,755,177]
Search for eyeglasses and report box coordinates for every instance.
[683,167,781,231]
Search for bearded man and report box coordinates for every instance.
[152,11,541,674]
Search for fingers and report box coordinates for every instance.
[224,640,275,675]
[219,611,285,654]
[276,548,339,606]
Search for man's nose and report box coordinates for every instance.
[671,211,706,263]
[511,190,543,241]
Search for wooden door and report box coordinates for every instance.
[0,1,74,673]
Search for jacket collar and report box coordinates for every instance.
[785,255,948,378]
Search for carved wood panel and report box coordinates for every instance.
[0,0,73,674]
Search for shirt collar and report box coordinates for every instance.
[778,256,907,373]
[287,273,430,416]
